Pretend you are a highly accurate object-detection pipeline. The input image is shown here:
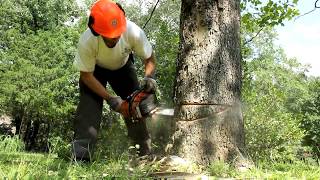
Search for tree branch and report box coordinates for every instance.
[243,28,264,46]
[294,0,319,21]
[143,0,161,29]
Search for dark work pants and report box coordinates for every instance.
[72,58,151,161]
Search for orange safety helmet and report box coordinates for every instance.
[89,0,126,38]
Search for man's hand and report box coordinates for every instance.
[106,96,123,112]
[141,77,157,93]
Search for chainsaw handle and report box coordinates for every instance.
[120,89,157,121]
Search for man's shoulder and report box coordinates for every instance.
[79,29,98,45]
[125,19,144,36]
[126,20,139,28]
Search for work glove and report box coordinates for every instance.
[141,77,157,93]
[106,96,123,113]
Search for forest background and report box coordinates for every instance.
[0,0,319,178]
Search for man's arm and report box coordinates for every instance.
[144,52,156,78]
[80,71,113,101]
[80,71,123,112]
[141,52,157,93]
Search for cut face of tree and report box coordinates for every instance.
[171,0,246,166]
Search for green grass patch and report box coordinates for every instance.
[0,135,25,153]
[207,160,320,179]
[1,136,320,179]
[2,151,320,179]
[0,151,146,179]
[0,133,146,179]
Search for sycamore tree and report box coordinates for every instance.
[171,0,244,166]
[168,0,299,166]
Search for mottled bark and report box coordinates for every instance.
[171,0,245,166]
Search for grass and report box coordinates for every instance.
[0,152,142,179]
[0,133,146,179]
[207,160,320,179]
[1,135,320,179]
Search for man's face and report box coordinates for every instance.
[102,36,121,48]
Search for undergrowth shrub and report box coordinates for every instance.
[0,135,25,152]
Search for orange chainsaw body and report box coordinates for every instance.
[120,90,157,120]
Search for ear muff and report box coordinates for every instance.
[88,16,99,36]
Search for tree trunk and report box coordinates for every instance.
[171,0,245,166]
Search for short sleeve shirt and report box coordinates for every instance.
[74,20,153,72]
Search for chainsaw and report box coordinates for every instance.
[120,89,174,120]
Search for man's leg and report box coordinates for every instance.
[72,66,107,161]
[108,59,152,156]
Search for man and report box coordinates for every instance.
[72,0,156,161]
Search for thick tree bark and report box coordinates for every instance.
[171,0,245,166]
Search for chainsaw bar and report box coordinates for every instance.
[150,108,174,117]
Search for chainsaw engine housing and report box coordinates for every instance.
[121,90,158,120]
